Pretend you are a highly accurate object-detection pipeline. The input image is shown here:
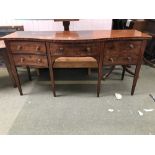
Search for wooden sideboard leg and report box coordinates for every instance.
[131,64,141,95]
[49,66,56,97]
[46,42,56,97]
[4,41,23,94]
[12,66,23,95]
[131,40,147,95]
[26,66,32,81]
[5,60,17,88]
[6,65,17,88]
[121,65,126,80]
[15,67,23,95]
[1,49,17,88]
[97,60,103,97]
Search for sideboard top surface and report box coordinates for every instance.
[1,30,151,42]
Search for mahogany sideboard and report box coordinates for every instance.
[1,30,151,97]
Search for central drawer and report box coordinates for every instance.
[49,42,100,57]
[13,54,48,67]
[10,41,46,54]
[103,40,142,65]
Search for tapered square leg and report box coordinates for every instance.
[131,64,141,95]
[97,61,103,97]
[12,67,23,95]
[49,66,56,97]
[1,49,17,88]
[26,66,32,81]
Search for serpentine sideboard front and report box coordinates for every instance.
[1,30,151,97]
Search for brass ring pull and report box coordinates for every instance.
[129,44,134,49]
[86,47,91,52]
[59,47,64,52]
[20,57,25,62]
[109,58,114,63]
[17,45,22,50]
[36,46,40,51]
[37,58,41,63]
[127,57,132,61]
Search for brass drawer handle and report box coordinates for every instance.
[127,57,132,61]
[20,57,25,62]
[17,45,22,50]
[59,47,64,52]
[37,58,42,63]
[109,58,114,63]
[129,44,134,49]
[86,47,91,52]
[36,46,40,51]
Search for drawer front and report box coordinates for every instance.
[10,41,46,54]
[103,41,142,65]
[13,54,48,67]
[49,42,100,57]
[103,56,139,65]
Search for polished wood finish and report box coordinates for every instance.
[10,41,46,54]
[103,40,142,65]
[1,30,151,96]
[4,40,48,95]
[1,30,150,41]
[13,54,48,67]
[49,42,100,56]
[2,30,149,69]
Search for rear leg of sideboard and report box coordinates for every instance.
[97,56,103,97]
[1,48,17,88]
[49,62,56,97]
[5,41,23,95]
[26,66,32,81]
[48,56,56,97]
[11,65,23,95]
[131,40,147,95]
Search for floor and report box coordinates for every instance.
[0,65,155,135]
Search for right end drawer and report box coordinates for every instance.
[103,40,142,65]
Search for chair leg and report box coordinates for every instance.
[125,67,135,76]
[26,66,32,81]
[121,65,126,80]
[103,66,115,79]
